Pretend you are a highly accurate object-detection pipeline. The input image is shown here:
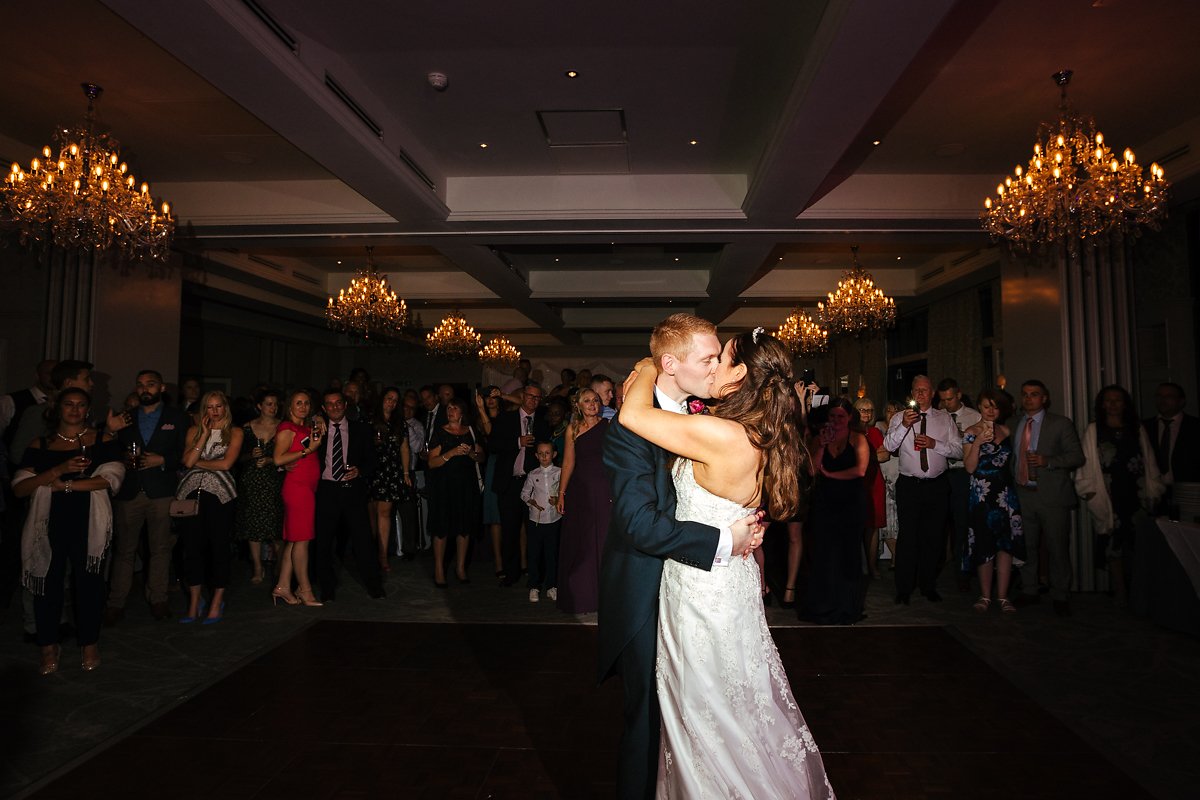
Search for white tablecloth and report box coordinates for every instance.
[1157,519,1200,600]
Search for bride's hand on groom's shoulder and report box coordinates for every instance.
[633,357,656,373]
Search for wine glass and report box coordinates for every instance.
[78,441,92,478]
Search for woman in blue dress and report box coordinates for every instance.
[962,388,1025,613]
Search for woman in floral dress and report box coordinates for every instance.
[237,389,283,585]
[962,389,1025,613]
[369,386,411,573]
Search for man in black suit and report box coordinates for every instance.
[1145,382,1200,513]
[596,314,761,800]
[313,388,383,601]
[103,369,191,623]
[490,382,552,584]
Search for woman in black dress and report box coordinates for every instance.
[801,397,869,625]
[13,388,123,674]
[426,398,483,586]
[369,386,411,573]
[236,389,283,585]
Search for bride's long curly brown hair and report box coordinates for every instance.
[711,330,803,520]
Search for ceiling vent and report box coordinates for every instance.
[537,109,630,175]
[248,255,285,272]
[325,72,383,139]
[241,0,297,53]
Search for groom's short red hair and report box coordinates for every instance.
[650,313,717,367]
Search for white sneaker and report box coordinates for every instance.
[546,588,558,602]
[528,589,540,602]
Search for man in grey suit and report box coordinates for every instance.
[1011,380,1085,616]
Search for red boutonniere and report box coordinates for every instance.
[687,399,709,415]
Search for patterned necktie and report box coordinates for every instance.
[332,421,345,480]
[951,412,961,435]
[1017,418,1033,485]
[919,413,929,472]
[1157,418,1172,474]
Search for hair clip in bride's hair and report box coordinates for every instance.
[751,326,765,344]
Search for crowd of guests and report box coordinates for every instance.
[793,374,1199,624]
[2,352,1198,675]
[0,358,625,675]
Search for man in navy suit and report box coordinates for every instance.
[313,388,382,601]
[597,313,762,799]
[104,369,190,623]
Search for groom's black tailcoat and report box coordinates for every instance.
[597,399,720,798]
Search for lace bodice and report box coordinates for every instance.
[672,459,755,528]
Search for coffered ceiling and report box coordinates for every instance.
[3,0,1199,353]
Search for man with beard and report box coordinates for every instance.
[103,370,191,623]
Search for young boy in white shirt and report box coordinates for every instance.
[520,441,562,602]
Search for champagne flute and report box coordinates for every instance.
[78,441,92,479]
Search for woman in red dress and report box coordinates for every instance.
[272,390,325,606]
[854,397,888,578]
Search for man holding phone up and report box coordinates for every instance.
[884,374,962,604]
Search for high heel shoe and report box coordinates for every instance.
[179,598,208,623]
[780,586,797,610]
[202,602,226,625]
[81,645,101,672]
[272,586,300,606]
[39,645,61,676]
[295,588,324,607]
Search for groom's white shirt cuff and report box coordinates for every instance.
[654,385,734,568]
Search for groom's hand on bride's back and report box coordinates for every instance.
[730,510,766,557]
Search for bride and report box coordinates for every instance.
[620,328,835,799]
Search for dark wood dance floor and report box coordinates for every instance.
[25,622,1151,799]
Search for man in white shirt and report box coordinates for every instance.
[937,378,981,592]
[884,374,963,604]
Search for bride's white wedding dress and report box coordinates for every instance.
[656,460,835,799]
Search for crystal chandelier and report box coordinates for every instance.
[326,247,408,342]
[2,83,174,262]
[426,310,482,360]
[817,246,896,337]
[982,71,1168,254]
[479,335,521,368]
[775,308,828,357]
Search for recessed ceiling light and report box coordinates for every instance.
[689,139,698,145]
[896,256,902,261]
[872,139,881,146]
[565,70,579,78]
[336,260,342,265]
[479,142,489,148]
[674,257,680,262]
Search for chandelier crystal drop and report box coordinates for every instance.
[426,310,482,360]
[2,83,175,262]
[479,335,521,368]
[817,246,897,337]
[325,246,408,342]
[981,70,1168,254]
[775,308,829,357]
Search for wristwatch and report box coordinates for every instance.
[963,434,977,444]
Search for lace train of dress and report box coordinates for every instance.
[656,460,835,799]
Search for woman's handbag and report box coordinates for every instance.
[169,498,199,517]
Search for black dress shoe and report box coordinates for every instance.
[923,590,943,603]
[368,587,386,600]
[500,576,518,587]
[894,594,910,605]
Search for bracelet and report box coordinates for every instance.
[64,480,73,494]
[964,434,977,444]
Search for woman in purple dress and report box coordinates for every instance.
[554,388,611,613]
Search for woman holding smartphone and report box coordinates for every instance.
[272,390,324,606]
[962,389,1025,613]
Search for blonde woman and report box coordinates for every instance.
[554,387,611,613]
[272,390,325,606]
[177,391,243,624]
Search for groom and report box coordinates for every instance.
[597,313,763,799]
